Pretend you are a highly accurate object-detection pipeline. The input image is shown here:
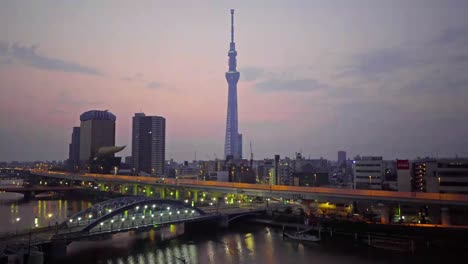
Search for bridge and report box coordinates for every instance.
[29,170,468,206]
[0,186,78,198]
[0,196,266,256]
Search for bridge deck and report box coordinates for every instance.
[0,204,266,246]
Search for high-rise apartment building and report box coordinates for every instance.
[79,110,116,163]
[131,113,166,176]
[68,126,80,169]
[338,151,346,167]
[224,9,243,160]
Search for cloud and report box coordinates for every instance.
[0,42,8,55]
[255,78,328,93]
[341,47,426,78]
[146,81,161,89]
[57,90,102,106]
[432,27,468,47]
[403,69,468,95]
[0,41,102,76]
[342,26,468,79]
[122,72,144,82]
[241,67,264,81]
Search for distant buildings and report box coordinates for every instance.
[397,159,411,192]
[338,151,346,167]
[67,126,80,170]
[265,153,329,187]
[412,158,468,194]
[256,159,274,184]
[269,155,280,185]
[78,110,124,173]
[353,156,384,190]
[293,154,329,187]
[131,113,166,176]
[79,110,117,163]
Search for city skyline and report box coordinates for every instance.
[1,1,468,162]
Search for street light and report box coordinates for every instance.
[48,213,53,227]
[15,218,21,234]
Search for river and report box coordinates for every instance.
[0,193,450,264]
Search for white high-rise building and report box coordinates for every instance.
[353,156,384,190]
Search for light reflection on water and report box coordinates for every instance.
[62,223,387,264]
[0,193,91,233]
[0,195,456,263]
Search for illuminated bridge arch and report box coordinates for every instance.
[65,196,150,226]
[75,197,206,233]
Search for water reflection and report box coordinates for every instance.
[0,193,91,232]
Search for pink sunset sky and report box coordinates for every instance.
[1,0,468,162]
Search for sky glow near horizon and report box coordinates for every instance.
[1,0,468,162]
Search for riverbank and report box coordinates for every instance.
[248,216,468,253]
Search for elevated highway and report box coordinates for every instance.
[29,170,468,206]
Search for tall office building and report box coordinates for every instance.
[224,9,243,160]
[131,113,166,176]
[79,110,116,163]
[338,151,346,166]
[68,126,80,169]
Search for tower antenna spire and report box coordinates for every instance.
[231,9,235,43]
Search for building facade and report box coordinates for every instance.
[397,159,411,192]
[338,151,346,167]
[353,156,384,190]
[131,113,166,176]
[418,158,468,194]
[79,110,116,163]
[68,126,80,170]
[224,9,243,160]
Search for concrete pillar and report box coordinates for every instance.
[379,205,390,224]
[160,188,165,199]
[193,190,198,202]
[145,186,152,197]
[441,207,451,226]
[218,214,229,228]
[175,189,180,200]
[133,184,138,196]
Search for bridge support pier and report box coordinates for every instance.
[133,184,138,196]
[218,214,229,228]
[24,191,35,200]
[379,204,390,224]
[145,186,152,197]
[42,238,67,260]
[441,207,451,226]
[175,190,180,200]
[193,190,198,202]
[160,188,165,199]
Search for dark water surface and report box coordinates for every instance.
[0,194,452,264]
